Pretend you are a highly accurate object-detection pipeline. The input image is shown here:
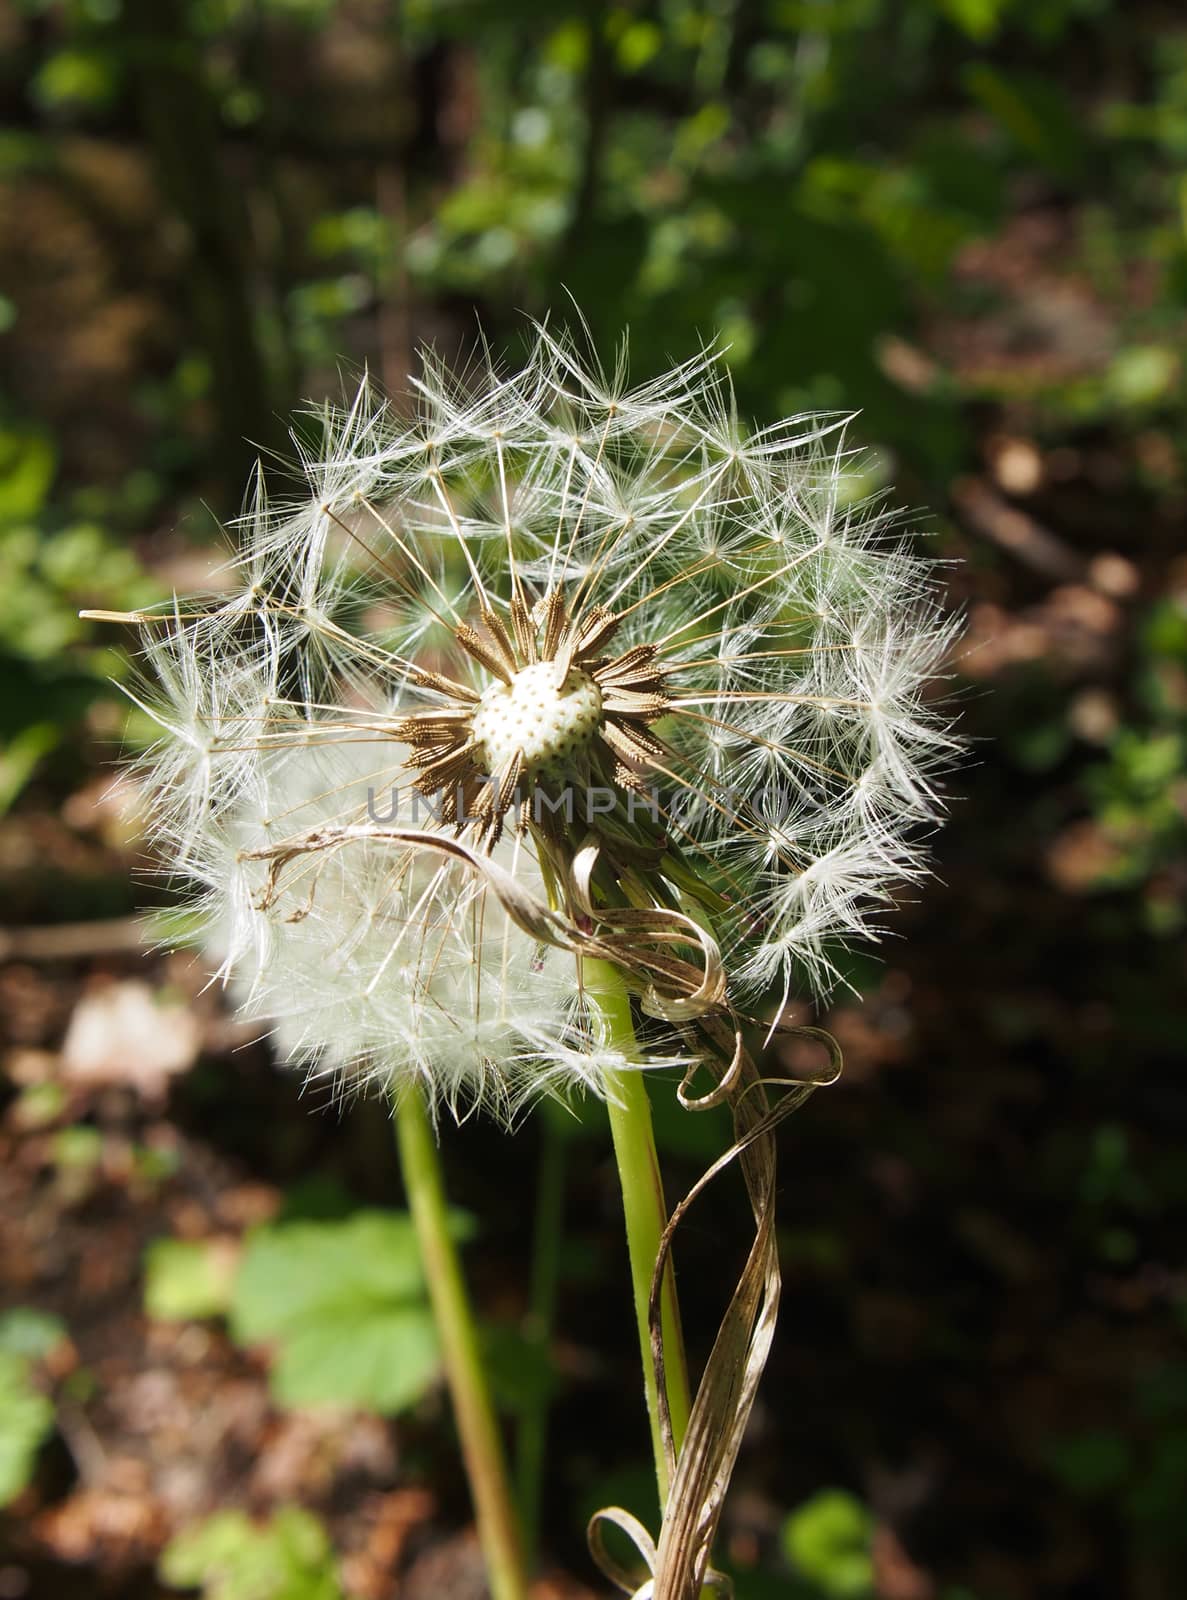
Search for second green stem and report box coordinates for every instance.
[393,1086,528,1600]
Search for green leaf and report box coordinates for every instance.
[0,1350,54,1507]
[1105,346,1179,411]
[52,1125,103,1170]
[0,722,58,816]
[963,64,1089,181]
[144,1239,236,1323]
[229,1211,442,1414]
[782,1489,875,1598]
[231,1211,425,1338]
[0,430,55,524]
[0,1308,67,1361]
[1047,1428,1133,1496]
[159,1506,342,1600]
[269,1303,440,1414]
[938,0,1010,41]
[31,49,120,112]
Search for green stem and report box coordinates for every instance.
[515,1111,567,1567]
[393,1088,528,1600]
[585,959,693,1508]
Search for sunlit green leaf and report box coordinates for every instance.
[782,1489,875,1598]
[0,1351,54,1507]
[160,1506,342,1600]
[230,1211,443,1414]
[144,1239,237,1323]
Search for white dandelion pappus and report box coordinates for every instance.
[120,322,957,1118]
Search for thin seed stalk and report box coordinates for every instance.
[393,1087,528,1600]
[585,958,693,1507]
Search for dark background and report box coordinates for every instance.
[1,2,1185,1598]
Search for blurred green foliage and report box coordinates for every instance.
[0,1309,66,1508]
[143,1236,238,1322]
[1082,600,1187,928]
[782,1488,875,1599]
[0,1352,55,1509]
[0,426,156,812]
[159,1506,342,1600]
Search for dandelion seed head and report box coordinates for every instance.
[119,319,958,1119]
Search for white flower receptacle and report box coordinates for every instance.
[471,663,603,778]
